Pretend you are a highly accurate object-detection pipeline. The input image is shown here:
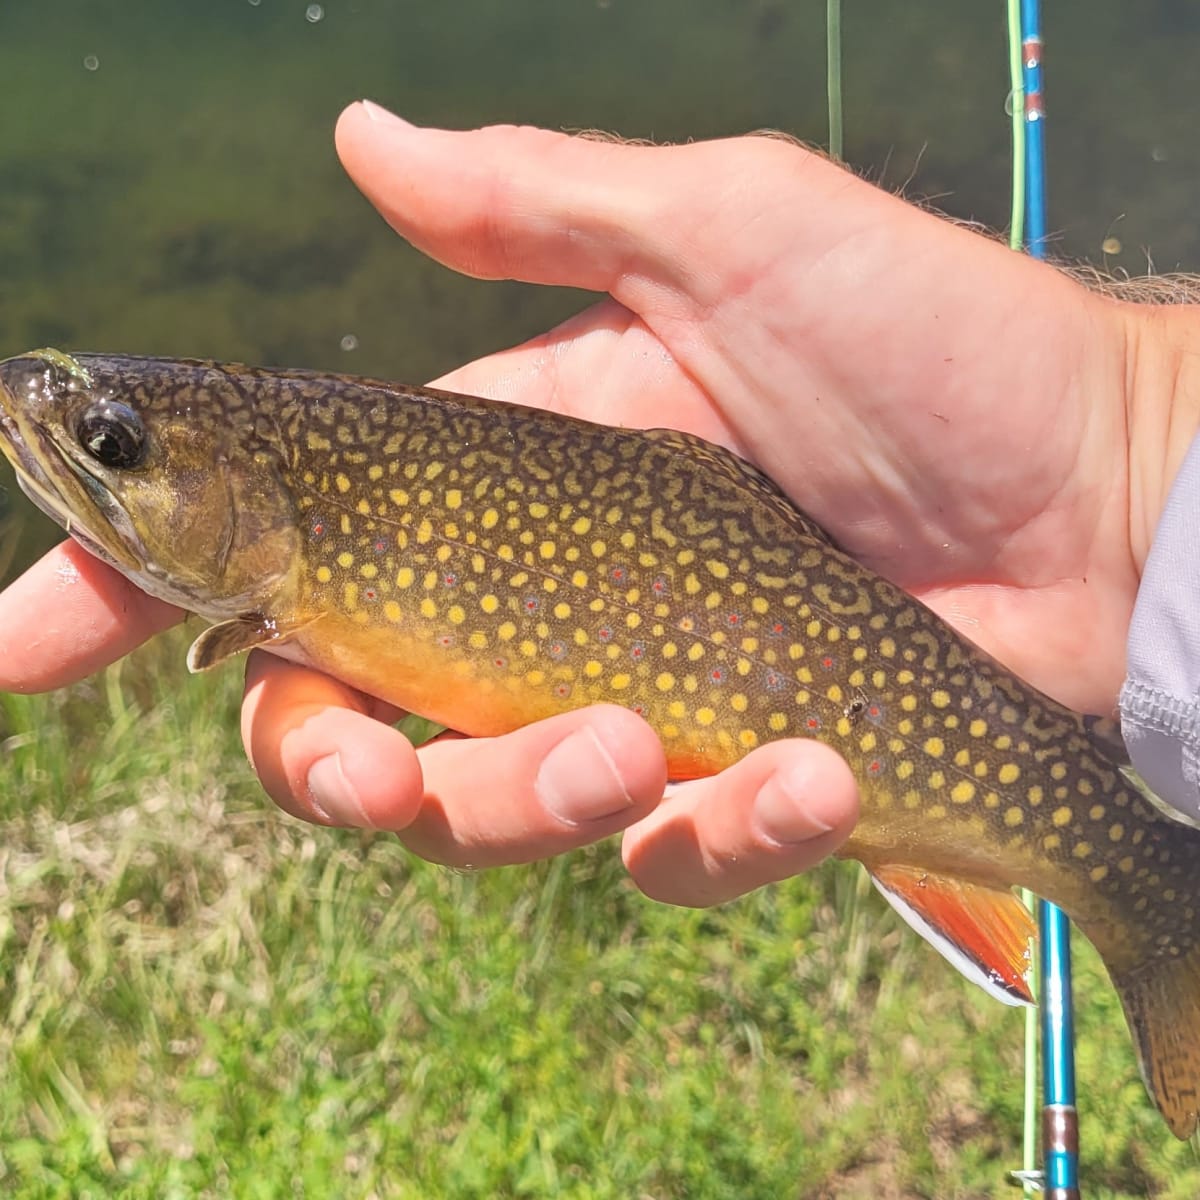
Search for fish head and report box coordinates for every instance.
[0,349,302,618]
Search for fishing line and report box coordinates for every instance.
[826,0,842,160]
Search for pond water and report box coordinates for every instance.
[1,0,1197,571]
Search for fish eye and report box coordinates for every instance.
[75,402,146,470]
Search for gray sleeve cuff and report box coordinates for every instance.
[1119,431,1200,820]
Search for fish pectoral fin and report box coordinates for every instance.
[186,613,320,672]
[870,865,1036,1007]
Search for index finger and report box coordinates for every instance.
[0,540,183,692]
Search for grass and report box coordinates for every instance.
[1,633,1199,1198]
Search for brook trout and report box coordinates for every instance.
[2,348,1199,1136]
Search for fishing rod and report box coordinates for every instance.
[1018,2,1081,1196]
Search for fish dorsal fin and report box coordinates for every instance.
[640,427,836,546]
[871,865,1036,1006]
[187,613,320,672]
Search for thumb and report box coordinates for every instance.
[333,100,846,303]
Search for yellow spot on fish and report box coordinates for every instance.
[468,631,487,650]
[930,690,951,709]
[1027,785,1043,806]
[768,712,788,733]
[498,622,517,641]
[1109,823,1125,842]
[969,719,987,738]
[696,707,716,726]
[1044,834,1061,851]
[951,780,975,804]
[739,729,758,749]
[448,605,466,625]
[316,565,332,584]
[997,763,1020,785]
[1004,807,1024,827]
[1072,841,1093,859]
[419,598,437,620]
[896,760,914,781]
[337,551,354,569]
[924,737,944,758]
[1090,865,1109,882]
[553,602,571,620]
[383,601,402,622]
[539,541,556,560]
[480,594,499,614]
[668,700,687,719]
[445,489,463,509]
[482,508,499,530]
[1052,807,1072,827]
[611,674,631,691]
[584,660,603,678]
[879,637,896,658]
[900,695,918,712]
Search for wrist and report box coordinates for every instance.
[1123,301,1200,573]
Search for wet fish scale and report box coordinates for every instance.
[2,349,1200,1136]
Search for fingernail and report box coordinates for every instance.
[361,99,413,129]
[753,764,837,845]
[307,753,370,827]
[536,727,634,825]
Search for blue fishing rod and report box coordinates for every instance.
[1020,2,1081,1196]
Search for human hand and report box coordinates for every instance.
[3,104,1194,906]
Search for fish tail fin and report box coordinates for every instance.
[1113,951,1200,1138]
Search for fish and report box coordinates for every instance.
[2,346,1199,1137]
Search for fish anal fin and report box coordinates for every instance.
[1114,954,1200,1138]
[871,865,1036,1007]
[187,613,320,672]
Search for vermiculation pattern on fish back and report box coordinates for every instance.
[207,367,1196,976]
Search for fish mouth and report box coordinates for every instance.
[0,392,142,573]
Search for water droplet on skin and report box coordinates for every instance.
[83,54,100,71]
[1102,236,1122,256]
[305,3,324,22]
[340,333,358,352]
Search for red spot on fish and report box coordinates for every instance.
[709,668,724,685]
[821,655,835,670]
[727,613,740,626]
[364,587,377,602]
[867,759,882,775]
[630,642,646,660]
[652,577,669,596]
[443,572,458,587]
[806,716,821,730]
[598,625,614,643]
